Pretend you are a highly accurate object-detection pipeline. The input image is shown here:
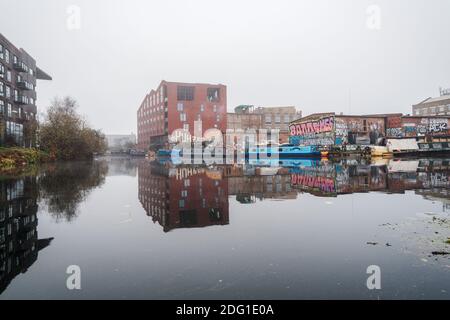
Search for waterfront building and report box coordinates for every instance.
[289,112,450,147]
[105,134,136,153]
[412,88,450,116]
[227,105,301,143]
[137,81,227,151]
[0,33,52,147]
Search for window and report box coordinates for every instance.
[216,114,220,122]
[0,64,4,78]
[5,49,9,63]
[5,86,10,98]
[13,55,18,64]
[275,115,281,123]
[183,123,189,131]
[6,70,11,82]
[177,86,194,101]
[265,115,272,124]
[200,104,204,112]
[0,100,4,114]
[177,103,184,111]
[213,105,217,113]
[180,113,187,121]
[207,88,220,102]
[284,114,290,123]
[0,82,4,96]
[0,44,3,60]
[7,103,12,117]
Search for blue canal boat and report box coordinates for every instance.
[246,144,322,158]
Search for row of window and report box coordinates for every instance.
[176,103,218,113]
[176,86,221,102]
[0,82,34,105]
[0,43,34,76]
[414,104,450,116]
[265,114,296,124]
[0,99,33,120]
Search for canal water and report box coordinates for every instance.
[0,157,449,299]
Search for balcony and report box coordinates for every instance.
[13,62,28,73]
[14,95,29,105]
[17,81,34,91]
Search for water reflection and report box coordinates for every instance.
[0,176,53,294]
[1,160,108,294]
[38,161,108,222]
[139,158,450,231]
[138,161,229,232]
[289,158,450,208]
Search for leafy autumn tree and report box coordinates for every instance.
[39,96,107,160]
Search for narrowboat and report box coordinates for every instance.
[246,144,322,158]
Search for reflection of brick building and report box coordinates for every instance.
[138,162,229,232]
[227,172,296,203]
[137,81,227,151]
[0,177,53,294]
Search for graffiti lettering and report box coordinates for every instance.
[291,174,335,193]
[289,117,334,136]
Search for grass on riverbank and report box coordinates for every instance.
[0,147,51,172]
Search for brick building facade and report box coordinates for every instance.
[137,81,227,151]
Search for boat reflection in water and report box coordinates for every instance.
[139,157,450,232]
[0,176,53,295]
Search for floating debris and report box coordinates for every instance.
[431,251,450,256]
[367,242,378,246]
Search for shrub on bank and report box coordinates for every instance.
[0,147,50,171]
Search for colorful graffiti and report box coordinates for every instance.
[289,116,334,136]
[291,174,336,193]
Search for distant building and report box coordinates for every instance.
[227,105,301,143]
[0,33,52,147]
[105,134,136,152]
[412,88,450,116]
[137,81,227,151]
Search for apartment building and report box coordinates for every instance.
[137,81,227,151]
[0,33,52,147]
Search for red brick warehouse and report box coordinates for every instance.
[137,81,227,151]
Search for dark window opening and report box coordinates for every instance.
[207,88,220,102]
[179,210,197,226]
[177,86,195,101]
[209,208,222,222]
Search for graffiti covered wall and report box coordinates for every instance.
[386,117,450,138]
[289,115,335,146]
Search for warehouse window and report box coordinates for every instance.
[207,88,220,102]
[177,86,195,101]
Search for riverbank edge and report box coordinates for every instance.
[0,147,52,174]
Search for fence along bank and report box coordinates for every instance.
[288,112,450,155]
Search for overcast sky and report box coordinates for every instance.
[1,0,449,134]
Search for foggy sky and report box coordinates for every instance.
[1,0,449,134]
